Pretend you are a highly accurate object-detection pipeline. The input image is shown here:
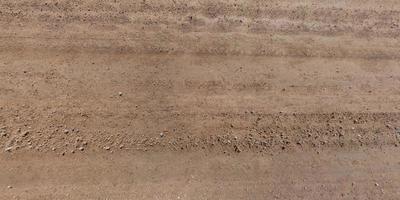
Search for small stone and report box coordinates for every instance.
[118,92,123,96]
[104,146,110,150]
[375,183,379,187]
[5,147,12,152]
[234,145,241,153]
[51,147,56,151]
[71,150,75,154]
[160,132,164,137]
[61,152,66,156]
[21,131,29,137]
[63,129,69,134]
[79,147,84,151]
[119,145,124,149]
[7,186,12,189]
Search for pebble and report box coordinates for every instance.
[118,92,123,96]
[63,129,69,134]
[234,145,241,153]
[79,147,84,151]
[21,131,29,137]
[4,147,12,152]
[375,183,379,187]
[7,186,12,189]
[104,146,111,150]
[160,132,165,137]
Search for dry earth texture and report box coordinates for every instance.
[0,0,400,199]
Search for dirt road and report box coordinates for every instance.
[0,0,400,199]
[1,149,400,199]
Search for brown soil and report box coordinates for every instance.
[1,0,400,199]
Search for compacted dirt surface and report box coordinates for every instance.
[1,0,400,199]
